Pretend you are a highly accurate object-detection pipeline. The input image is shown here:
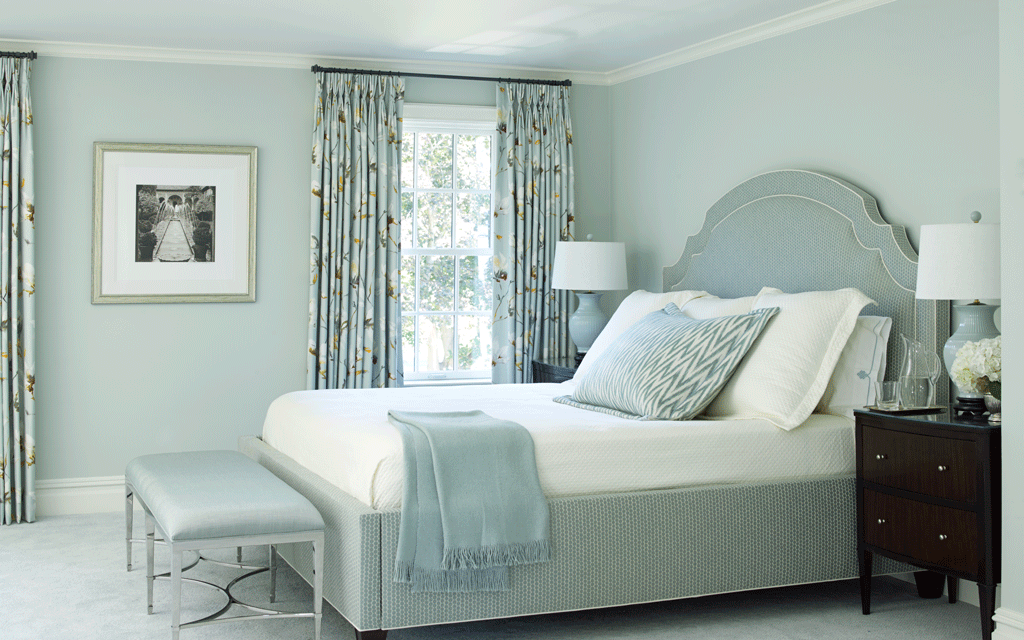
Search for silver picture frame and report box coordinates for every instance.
[92,142,257,303]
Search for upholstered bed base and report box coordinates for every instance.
[239,434,910,635]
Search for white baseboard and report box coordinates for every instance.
[994,608,1024,639]
[890,572,999,610]
[36,475,125,516]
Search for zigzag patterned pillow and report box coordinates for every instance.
[554,304,779,421]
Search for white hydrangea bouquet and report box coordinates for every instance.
[951,336,1001,400]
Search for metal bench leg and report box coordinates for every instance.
[314,536,323,640]
[171,548,182,640]
[269,544,277,603]
[125,483,134,571]
[146,513,155,614]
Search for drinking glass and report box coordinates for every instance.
[875,381,901,410]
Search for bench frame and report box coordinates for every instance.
[125,479,324,640]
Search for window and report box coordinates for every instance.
[401,106,496,382]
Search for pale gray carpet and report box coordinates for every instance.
[1,512,983,640]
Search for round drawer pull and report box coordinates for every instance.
[875,454,888,460]
[877,518,886,524]
[938,465,948,472]
[939,534,948,541]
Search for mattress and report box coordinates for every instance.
[261,381,855,510]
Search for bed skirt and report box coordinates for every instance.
[239,435,910,633]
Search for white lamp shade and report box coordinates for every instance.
[915,223,1000,300]
[552,241,627,291]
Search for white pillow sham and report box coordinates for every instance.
[573,289,708,380]
[817,315,893,417]
[703,287,874,430]
[679,294,758,320]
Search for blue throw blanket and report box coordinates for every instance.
[388,410,551,592]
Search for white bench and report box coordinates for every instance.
[125,450,325,640]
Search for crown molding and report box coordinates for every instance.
[1,0,898,87]
[604,0,899,85]
[0,37,606,85]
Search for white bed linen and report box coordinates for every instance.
[262,381,855,510]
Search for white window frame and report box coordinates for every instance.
[402,104,497,383]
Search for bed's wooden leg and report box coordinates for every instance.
[355,630,387,640]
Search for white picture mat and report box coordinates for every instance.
[96,148,253,299]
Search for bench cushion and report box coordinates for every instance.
[126,451,324,542]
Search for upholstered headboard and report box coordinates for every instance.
[662,169,948,402]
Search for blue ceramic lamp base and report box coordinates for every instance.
[569,292,608,363]
[946,302,999,418]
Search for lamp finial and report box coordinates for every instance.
[970,211,982,223]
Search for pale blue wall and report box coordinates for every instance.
[608,0,998,301]
[31,57,612,480]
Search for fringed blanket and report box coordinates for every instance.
[388,410,551,592]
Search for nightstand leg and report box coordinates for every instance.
[947,575,958,604]
[979,582,996,640]
[858,548,873,614]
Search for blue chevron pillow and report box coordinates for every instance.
[554,304,779,420]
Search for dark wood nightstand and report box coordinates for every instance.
[531,357,577,383]
[855,408,1001,639]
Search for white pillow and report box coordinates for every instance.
[679,294,758,320]
[573,290,708,380]
[703,287,874,430]
[817,316,893,417]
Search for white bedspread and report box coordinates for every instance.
[261,381,855,510]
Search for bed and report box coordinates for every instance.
[239,169,946,639]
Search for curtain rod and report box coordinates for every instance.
[311,65,570,87]
[0,51,38,60]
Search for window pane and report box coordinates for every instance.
[416,133,453,189]
[415,193,452,248]
[419,256,454,312]
[402,314,416,373]
[418,315,454,371]
[457,135,491,190]
[458,256,492,312]
[455,193,490,249]
[401,255,416,314]
[458,316,491,371]
[401,134,415,189]
[401,192,413,249]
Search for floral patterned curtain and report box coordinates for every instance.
[492,83,575,384]
[1,57,35,525]
[308,72,404,389]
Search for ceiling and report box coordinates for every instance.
[0,0,883,80]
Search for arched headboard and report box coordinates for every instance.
[662,169,948,401]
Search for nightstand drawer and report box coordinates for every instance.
[864,489,979,576]
[861,425,976,502]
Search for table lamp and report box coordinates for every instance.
[552,237,627,364]
[915,212,1000,415]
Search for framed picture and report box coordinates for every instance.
[92,142,257,303]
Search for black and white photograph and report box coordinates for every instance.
[135,185,216,263]
[92,142,256,304]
